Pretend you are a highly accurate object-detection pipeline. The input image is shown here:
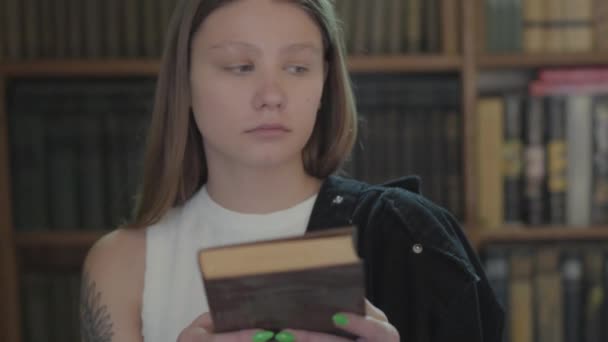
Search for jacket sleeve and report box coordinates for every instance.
[433,210,505,342]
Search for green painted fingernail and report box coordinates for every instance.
[252,330,275,342]
[275,331,296,342]
[333,313,349,326]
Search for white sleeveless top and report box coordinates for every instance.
[141,187,317,342]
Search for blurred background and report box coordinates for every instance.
[0,0,607,341]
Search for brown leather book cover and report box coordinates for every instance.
[198,227,365,338]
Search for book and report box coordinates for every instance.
[477,97,505,229]
[198,227,364,338]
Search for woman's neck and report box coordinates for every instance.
[205,164,322,214]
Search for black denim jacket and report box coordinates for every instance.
[305,175,504,342]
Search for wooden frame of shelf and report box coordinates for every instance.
[478,227,608,247]
[15,232,105,272]
[0,55,462,77]
[479,53,608,69]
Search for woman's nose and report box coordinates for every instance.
[252,75,287,112]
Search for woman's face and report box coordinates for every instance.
[190,0,326,172]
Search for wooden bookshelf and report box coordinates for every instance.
[1,0,608,341]
[479,53,608,69]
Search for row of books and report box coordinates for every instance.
[477,69,608,229]
[334,0,458,55]
[8,79,154,231]
[346,74,463,219]
[20,272,81,342]
[0,0,176,60]
[7,75,464,231]
[484,0,608,53]
[0,0,457,61]
[482,242,608,342]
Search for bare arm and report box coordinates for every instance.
[80,228,146,342]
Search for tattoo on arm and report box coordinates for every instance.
[80,272,115,342]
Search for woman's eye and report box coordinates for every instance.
[286,65,309,74]
[225,64,254,74]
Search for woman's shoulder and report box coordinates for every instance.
[84,227,147,293]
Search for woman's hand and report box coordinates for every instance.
[274,300,400,342]
[177,313,275,342]
[178,300,399,342]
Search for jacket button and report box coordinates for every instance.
[332,195,344,205]
[412,244,423,254]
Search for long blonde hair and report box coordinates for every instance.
[131,0,358,228]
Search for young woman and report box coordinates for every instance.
[80,0,504,341]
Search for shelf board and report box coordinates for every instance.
[478,226,608,247]
[0,55,462,77]
[347,55,462,73]
[0,60,161,77]
[479,53,608,69]
[15,231,106,272]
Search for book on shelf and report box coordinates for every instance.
[477,67,608,229]
[198,226,364,338]
[0,0,456,61]
[486,0,598,53]
[481,242,608,342]
[20,272,81,342]
[7,78,154,231]
[346,74,463,219]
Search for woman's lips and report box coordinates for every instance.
[245,124,291,138]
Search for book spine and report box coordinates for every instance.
[583,249,604,342]
[523,0,544,53]
[509,250,534,342]
[535,247,564,342]
[477,97,505,229]
[68,0,83,58]
[5,0,22,59]
[440,0,460,54]
[524,97,547,225]
[546,96,567,225]
[562,254,584,342]
[503,94,524,224]
[591,98,608,225]
[484,247,510,342]
[565,96,593,226]
[54,0,68,58]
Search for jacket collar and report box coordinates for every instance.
[306,175,422,232]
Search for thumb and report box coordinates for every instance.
[192,313,214,333]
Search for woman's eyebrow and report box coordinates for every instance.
[208,41,321,56]
[280,43,323,56]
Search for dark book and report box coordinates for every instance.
[591,97,608,225]
[603,250,608,342]
[562,252,584,342]
[503,94,524,224]
[523,97,547,225]
[198,227,364,338]
[483,247,510,342]
[583,247,604,342]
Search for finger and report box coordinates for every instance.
[189,313,214,333]
[364,300,388,322]
[280,329,352,342]
[216,329,273,342]
[332,313,399,342]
